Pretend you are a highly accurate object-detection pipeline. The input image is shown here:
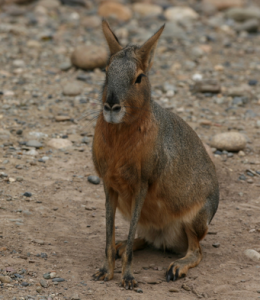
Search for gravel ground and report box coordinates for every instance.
[0,0,260,299]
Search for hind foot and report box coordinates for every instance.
[115,238,146,259]
[92,267,114,281]
[166,246,202,282]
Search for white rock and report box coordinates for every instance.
[25,149,38,156]
[244,249,260,261]
[210,132,246,151]
[256,120,260,128]
[164,6,199,22]
[192,73,203,81]
[47,139,72,149]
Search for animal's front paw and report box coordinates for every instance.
[166,262,187,282]
[121,273,138,290]
[92,267,113,281]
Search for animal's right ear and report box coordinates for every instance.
[102,19,122,56]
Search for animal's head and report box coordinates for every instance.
[101,20,164,124]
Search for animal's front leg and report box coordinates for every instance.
[121,184,147,289]
[93,188,117,281]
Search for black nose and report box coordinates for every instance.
[104,103,121,113]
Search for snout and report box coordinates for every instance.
[103,102,125,124]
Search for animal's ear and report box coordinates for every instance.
[102,19,122,56]
[138,24,165,72]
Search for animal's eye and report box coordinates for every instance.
[135,74,145,84]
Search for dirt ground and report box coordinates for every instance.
[1,0,260,299]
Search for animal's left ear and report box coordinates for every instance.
[138,24,165,72]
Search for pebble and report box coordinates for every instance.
[50,272,56,278]
[63,81,84,96]
[55,115,71,122]
[26,140,43,148]
[135,288,143,293]
[212,242,220,248]
[164,6,198,21]
[210,132,246,151]
[41,156,49,162]
[29,132,48,139]
[194,80,221,93]
[226,7,260,22]
[21,281,29,287]
[82,137,90,144]
[0,129,11,141]
[82,15,101,29]
[52,278,65,282]
[182,283,191,291]
[23,192,32,197]
[169,287,180,292]
[98,2,132,21]
[248,79,258,86]
[71,45,107,70]
[71,294,80,300]
[203,0,243,10]
[33,239,44,245]
[43,273,51,280]
[36,286,42,293]
[40,279,48,288]
[132,3,162,17]
[88,175,100,185]
[59,62,72,71]
[256,120,260,128]
[244,249,260,261]
[234,19,259,33]
[0,275,12,283]
[25,149,38,156]
[47,138,72,149]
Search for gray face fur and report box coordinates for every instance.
[103,46,138,124]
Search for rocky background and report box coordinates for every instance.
[0,0,260,299]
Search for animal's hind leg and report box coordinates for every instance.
[166,218,208,281]
[116,238,146,259]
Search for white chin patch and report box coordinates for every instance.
[103,108,125,124]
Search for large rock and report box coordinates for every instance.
[47,139,72,149]
[226,7,260,22]
[164,6,198,22]
[71,45,107,70]
[202,0,243,11]
[132,3,162,17]
[244,249,260,262]
[98,2,132,21]
[210,132,246,151]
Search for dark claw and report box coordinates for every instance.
[166,265,173,282]
[173,268,179,281]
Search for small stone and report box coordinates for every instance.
[63,81,84,96]
[59,62,72,71]
[135,288,143,293]
[248,79,258,86]
[43,273,51,279]
[194,80,221,93]
[0,275,12,283]
[0,129,11,141]
[16,129,23,135]
[55,115,71,122]
[26,140,43,148]
[21,281,29,287]
[25,149,38,156]
[71,45,107,71]
[23,192,32,197]
[169,287,180,292]
[36,286,42,293]
[234,19,259,33]
[226,7,260,22]
[13,59,25,67]
[164,6,198,21]
[82,136,90,144]
[88,175,100,185]
[82,15,101,29]
[50,272,56,278]
[132,3,162,17]
[203,0,243,10]
[244,249,260,261]
[47,138,72,149]
[182,283,191,291]
[40,279,48,288]
[41,156,49,162]
[210,132,246,151]
[27,40,41,48]
[98,2,132,21]
[33,239,44,245]
[71,294,80,300]
[238,150,245,157]
[52,277,65,282]
[212,242,220,248]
